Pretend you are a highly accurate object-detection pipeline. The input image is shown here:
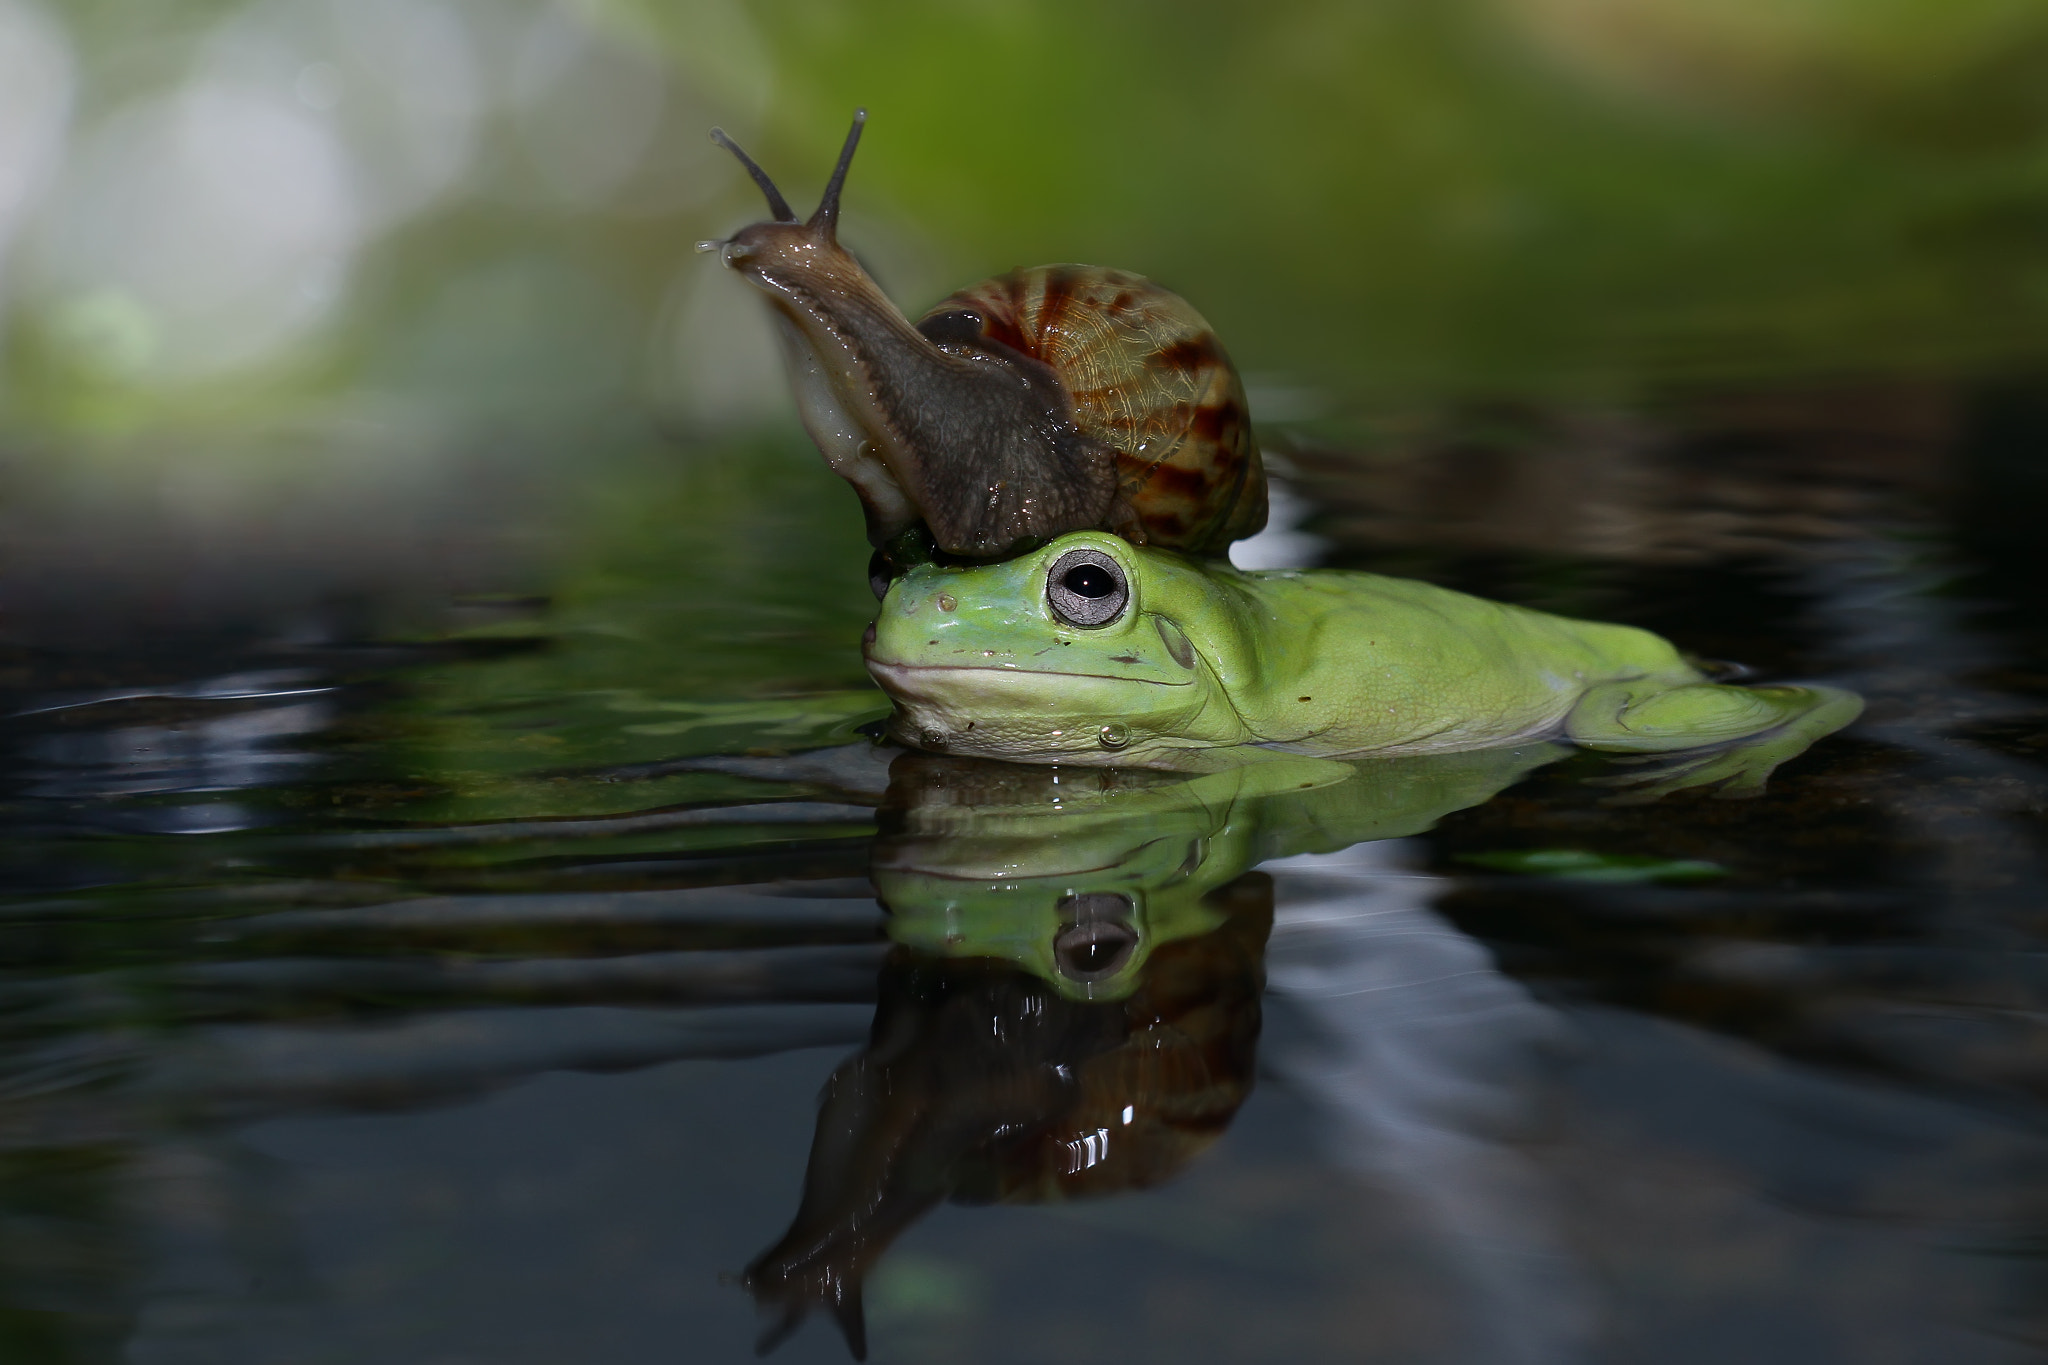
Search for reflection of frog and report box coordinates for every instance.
[865,530,1861,799]
[742,746,1557,1356]
[873,744,1561,1000]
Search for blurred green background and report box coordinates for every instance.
[2,0,2047,645]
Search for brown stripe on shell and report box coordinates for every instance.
[1153,332,1226,376]
[1134,460,1209,500]
[969,274,1032,354]
[923,265,1267,555]
[1189,400,1232,442]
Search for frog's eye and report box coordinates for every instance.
[1053,891,1138,982]
[1046,548,1128,628]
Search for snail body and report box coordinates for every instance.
[706,113,1266,577]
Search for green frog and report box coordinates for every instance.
[864,530,1861,800]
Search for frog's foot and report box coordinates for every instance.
[1568,682,1863,802]
[1584,745,1792,804]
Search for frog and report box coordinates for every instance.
[863,530,1862,800]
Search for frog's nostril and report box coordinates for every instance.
[862,621,877,647]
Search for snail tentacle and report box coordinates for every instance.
[709,126,797,222]
[808,108,867,237]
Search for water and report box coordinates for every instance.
[2,383,2044,1365]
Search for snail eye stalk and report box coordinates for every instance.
[808,108,867,236]
[709,126,796,222]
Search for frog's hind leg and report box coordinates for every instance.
[1565,680,1863,801]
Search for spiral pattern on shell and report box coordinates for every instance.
[925,265,1268,554]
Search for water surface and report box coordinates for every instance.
[5,384,2048,1364]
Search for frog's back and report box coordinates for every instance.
[1220,566,1692,755]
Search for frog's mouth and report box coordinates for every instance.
[864,659,1195,691]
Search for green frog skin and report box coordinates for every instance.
[864,530,1862,798]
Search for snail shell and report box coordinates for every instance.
[707,113,1266,569]
[924,266,1266,554]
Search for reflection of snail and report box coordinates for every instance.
[741,883,1271,1360]
[741,745,1562,1357]
[706,112,1267,589]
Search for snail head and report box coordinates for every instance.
[705,109,870,299]
[701,109,1123,566]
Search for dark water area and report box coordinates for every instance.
[5,379,2048,1364]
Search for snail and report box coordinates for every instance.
[702,110,1267,592]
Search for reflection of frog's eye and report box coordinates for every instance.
[1053,891,1138,981]
[1046,549,1128,628]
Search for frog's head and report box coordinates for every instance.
[864,531,1255,765]
[872,814,1230,1001]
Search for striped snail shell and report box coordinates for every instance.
[705,112,1267,580]
[923,265,1266,556]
